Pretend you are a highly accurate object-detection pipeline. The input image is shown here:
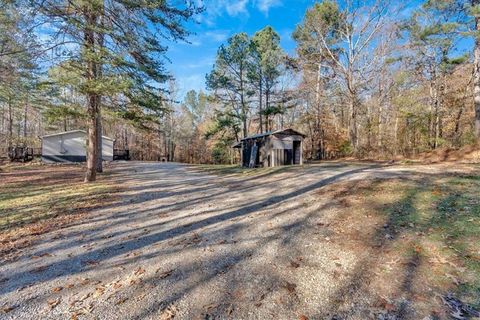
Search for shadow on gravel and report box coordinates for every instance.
[0,163,381,298]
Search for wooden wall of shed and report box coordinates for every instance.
[240,134,304,167]
[268,134,304,167]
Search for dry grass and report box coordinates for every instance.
[416,144,480,164]
[318,171,480,318]
[0,163,121,260]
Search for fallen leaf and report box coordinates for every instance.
[52,286,63,293]
[156,269,174,279]
[32,265,48,273]
[299,315,309,320]
[83,260,99,266]
[2,305,16,313]
[204,303,218,312]
[384,303,396,312]
[48,298,61,309]
[225,304,234,315]
[160,304,178,320]
[446,273,460,285]
[93,287,105,298]
[284,282,297,293]
[134,267,145,276]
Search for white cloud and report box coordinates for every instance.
[204,30,230,42]
[183,57,215,69]
[225,0,249,16]
[257,0,282,16]
[176,73,206,97]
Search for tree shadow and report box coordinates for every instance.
[10,162,473,320]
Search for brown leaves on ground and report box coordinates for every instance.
[83,260,99,267]
[284,281,297,294]
[133,267,145,276]
[47,298,61,310]
[160,304,178,320]
[156,268,174,279]
[1,305,16,313]
[0,163,122,263]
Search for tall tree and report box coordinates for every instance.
[0,0,38,148]
[250,26,284,132]
[293,1,342,157]
[404,0,466,149]
[294,0,391,152]
[473,0,480,141]
[31,0,201,181]
[207,33,252,139]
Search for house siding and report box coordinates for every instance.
[41,131,114,163]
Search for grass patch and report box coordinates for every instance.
[373,173,480,308]
[0,164,119,232]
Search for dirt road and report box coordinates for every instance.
[0,162,477,319]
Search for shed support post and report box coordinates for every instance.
[240,143,243,167]
[300,141,303,165]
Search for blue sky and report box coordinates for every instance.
[166,0,473,98]
[167,0,315,97]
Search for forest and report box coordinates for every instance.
[1,0,480,181]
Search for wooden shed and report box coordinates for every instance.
[41,130,114,163]
[233,129,305,168]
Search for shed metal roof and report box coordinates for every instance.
[232,141,242,148]
[40,130,115,141]
[241,128,305,141]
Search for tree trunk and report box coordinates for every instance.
[84,11,99,183]
[95,7,105,173]
[349,96,358,151]
[394,114,399,156]
[259,74,263,133]
[474,0,480,142]
[7,98,13,148]
[23,102,28,138]
[429,65,439,149]
[95,111,103,173]
[240,64,248,139]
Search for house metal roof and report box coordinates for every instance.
[40,130,115,141]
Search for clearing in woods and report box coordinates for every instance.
[0,161,479,319]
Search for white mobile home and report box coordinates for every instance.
[41,130,114,163]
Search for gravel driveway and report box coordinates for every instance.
[0,161,473,319]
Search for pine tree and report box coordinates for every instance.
[250,26,284,132]
[472,0,480,141]
[31,0,201,181]
[207,33,252,139]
